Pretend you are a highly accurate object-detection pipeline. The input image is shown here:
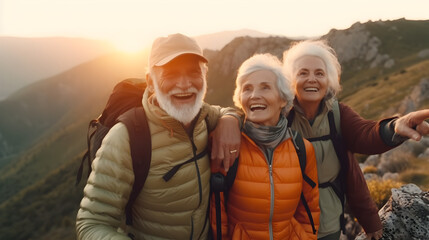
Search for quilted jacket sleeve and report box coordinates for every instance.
[76,123,134,240]
[293,139,320,239]
[204,103,241,132]
[339,103,394,154]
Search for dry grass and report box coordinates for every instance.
[399,157,429,190]
[363,165,378,174]
[367,179,403,209]
[342,60,429,119]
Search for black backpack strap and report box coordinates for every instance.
[224,157,239,203]
[289,128,317,234]
[76,119,99,185]
[327,110,349,233]
[211,172,224,240]
[117,106,152,226]
[210,156,239,240]
[287,108,295,128]
[163,149,208,181]
[300,192,316,234]
[290,129,316,188]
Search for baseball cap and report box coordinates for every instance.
[149,33,208,68]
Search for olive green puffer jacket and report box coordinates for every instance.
[76,89,224,240]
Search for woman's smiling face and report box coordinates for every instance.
[293,55,328,106]
[240,70,286,126]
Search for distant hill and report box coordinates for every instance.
[194,29,275,50]
[0,18,428,240]
[0,37,116,100]
[0,51,146,159]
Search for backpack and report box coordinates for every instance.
[287,99,349,233]
[76,78,152,225]
[210,129,317,239]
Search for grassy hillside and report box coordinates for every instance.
[0,52,147,160]
[0,118,87,204]
[329,19,429,100]
[365,19,429,59]
[0,154,85,240]
[0,52,147,240]
[341,59,429,119]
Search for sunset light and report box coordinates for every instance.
[111,36,150,53]
[1,0,427,44]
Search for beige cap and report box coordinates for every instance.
[149,33,208,68]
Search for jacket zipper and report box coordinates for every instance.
[190,136,203,240]
[268,163,274,240]
[190,137,203,206]
[259,143,274,240]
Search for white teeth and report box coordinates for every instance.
[250,104,266,111]
[304,87,318,92]
[173,93,193,98]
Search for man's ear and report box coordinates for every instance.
[146,73,154,92]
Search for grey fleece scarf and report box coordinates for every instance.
[243,114,290,164]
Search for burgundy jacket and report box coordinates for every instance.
[339,103,397,233]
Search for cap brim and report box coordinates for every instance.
[155,51,208,67]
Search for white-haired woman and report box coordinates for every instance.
[283,40,429,240]
[210,53,320,239]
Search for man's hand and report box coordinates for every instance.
[210,115,241,172]
[365,229,383,240]
[395,109,429,141]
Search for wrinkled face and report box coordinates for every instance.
[294,55,328,106]
[151,54,207,125]
[240,70,286,126]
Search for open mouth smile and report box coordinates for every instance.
[250,104,267,111]
[304,87,319,92]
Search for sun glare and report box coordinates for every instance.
[111,38,147,54]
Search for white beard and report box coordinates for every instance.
[154,81,206,125]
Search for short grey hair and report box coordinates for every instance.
[233,53,294,116]
[283,40,342,98]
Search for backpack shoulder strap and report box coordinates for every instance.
[327,99,349,233]
[117,106,151,226]
[287,108,295,128]
[289,128,316,188]
[289,128,317,234]
[331,99,341,136]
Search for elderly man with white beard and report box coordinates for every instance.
[76,33,241,240]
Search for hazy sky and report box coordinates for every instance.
[1,0,428,51]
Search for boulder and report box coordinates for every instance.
[356,184,429,239]
[382,172,399,181]
[364,173,380,181]
[418,148,429,159]
[364,154,380,167]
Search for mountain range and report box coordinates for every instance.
[0,37,117,101]
[0,29,271,101]
[0,18,428,240]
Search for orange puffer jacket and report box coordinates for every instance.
[211,133,320,240]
